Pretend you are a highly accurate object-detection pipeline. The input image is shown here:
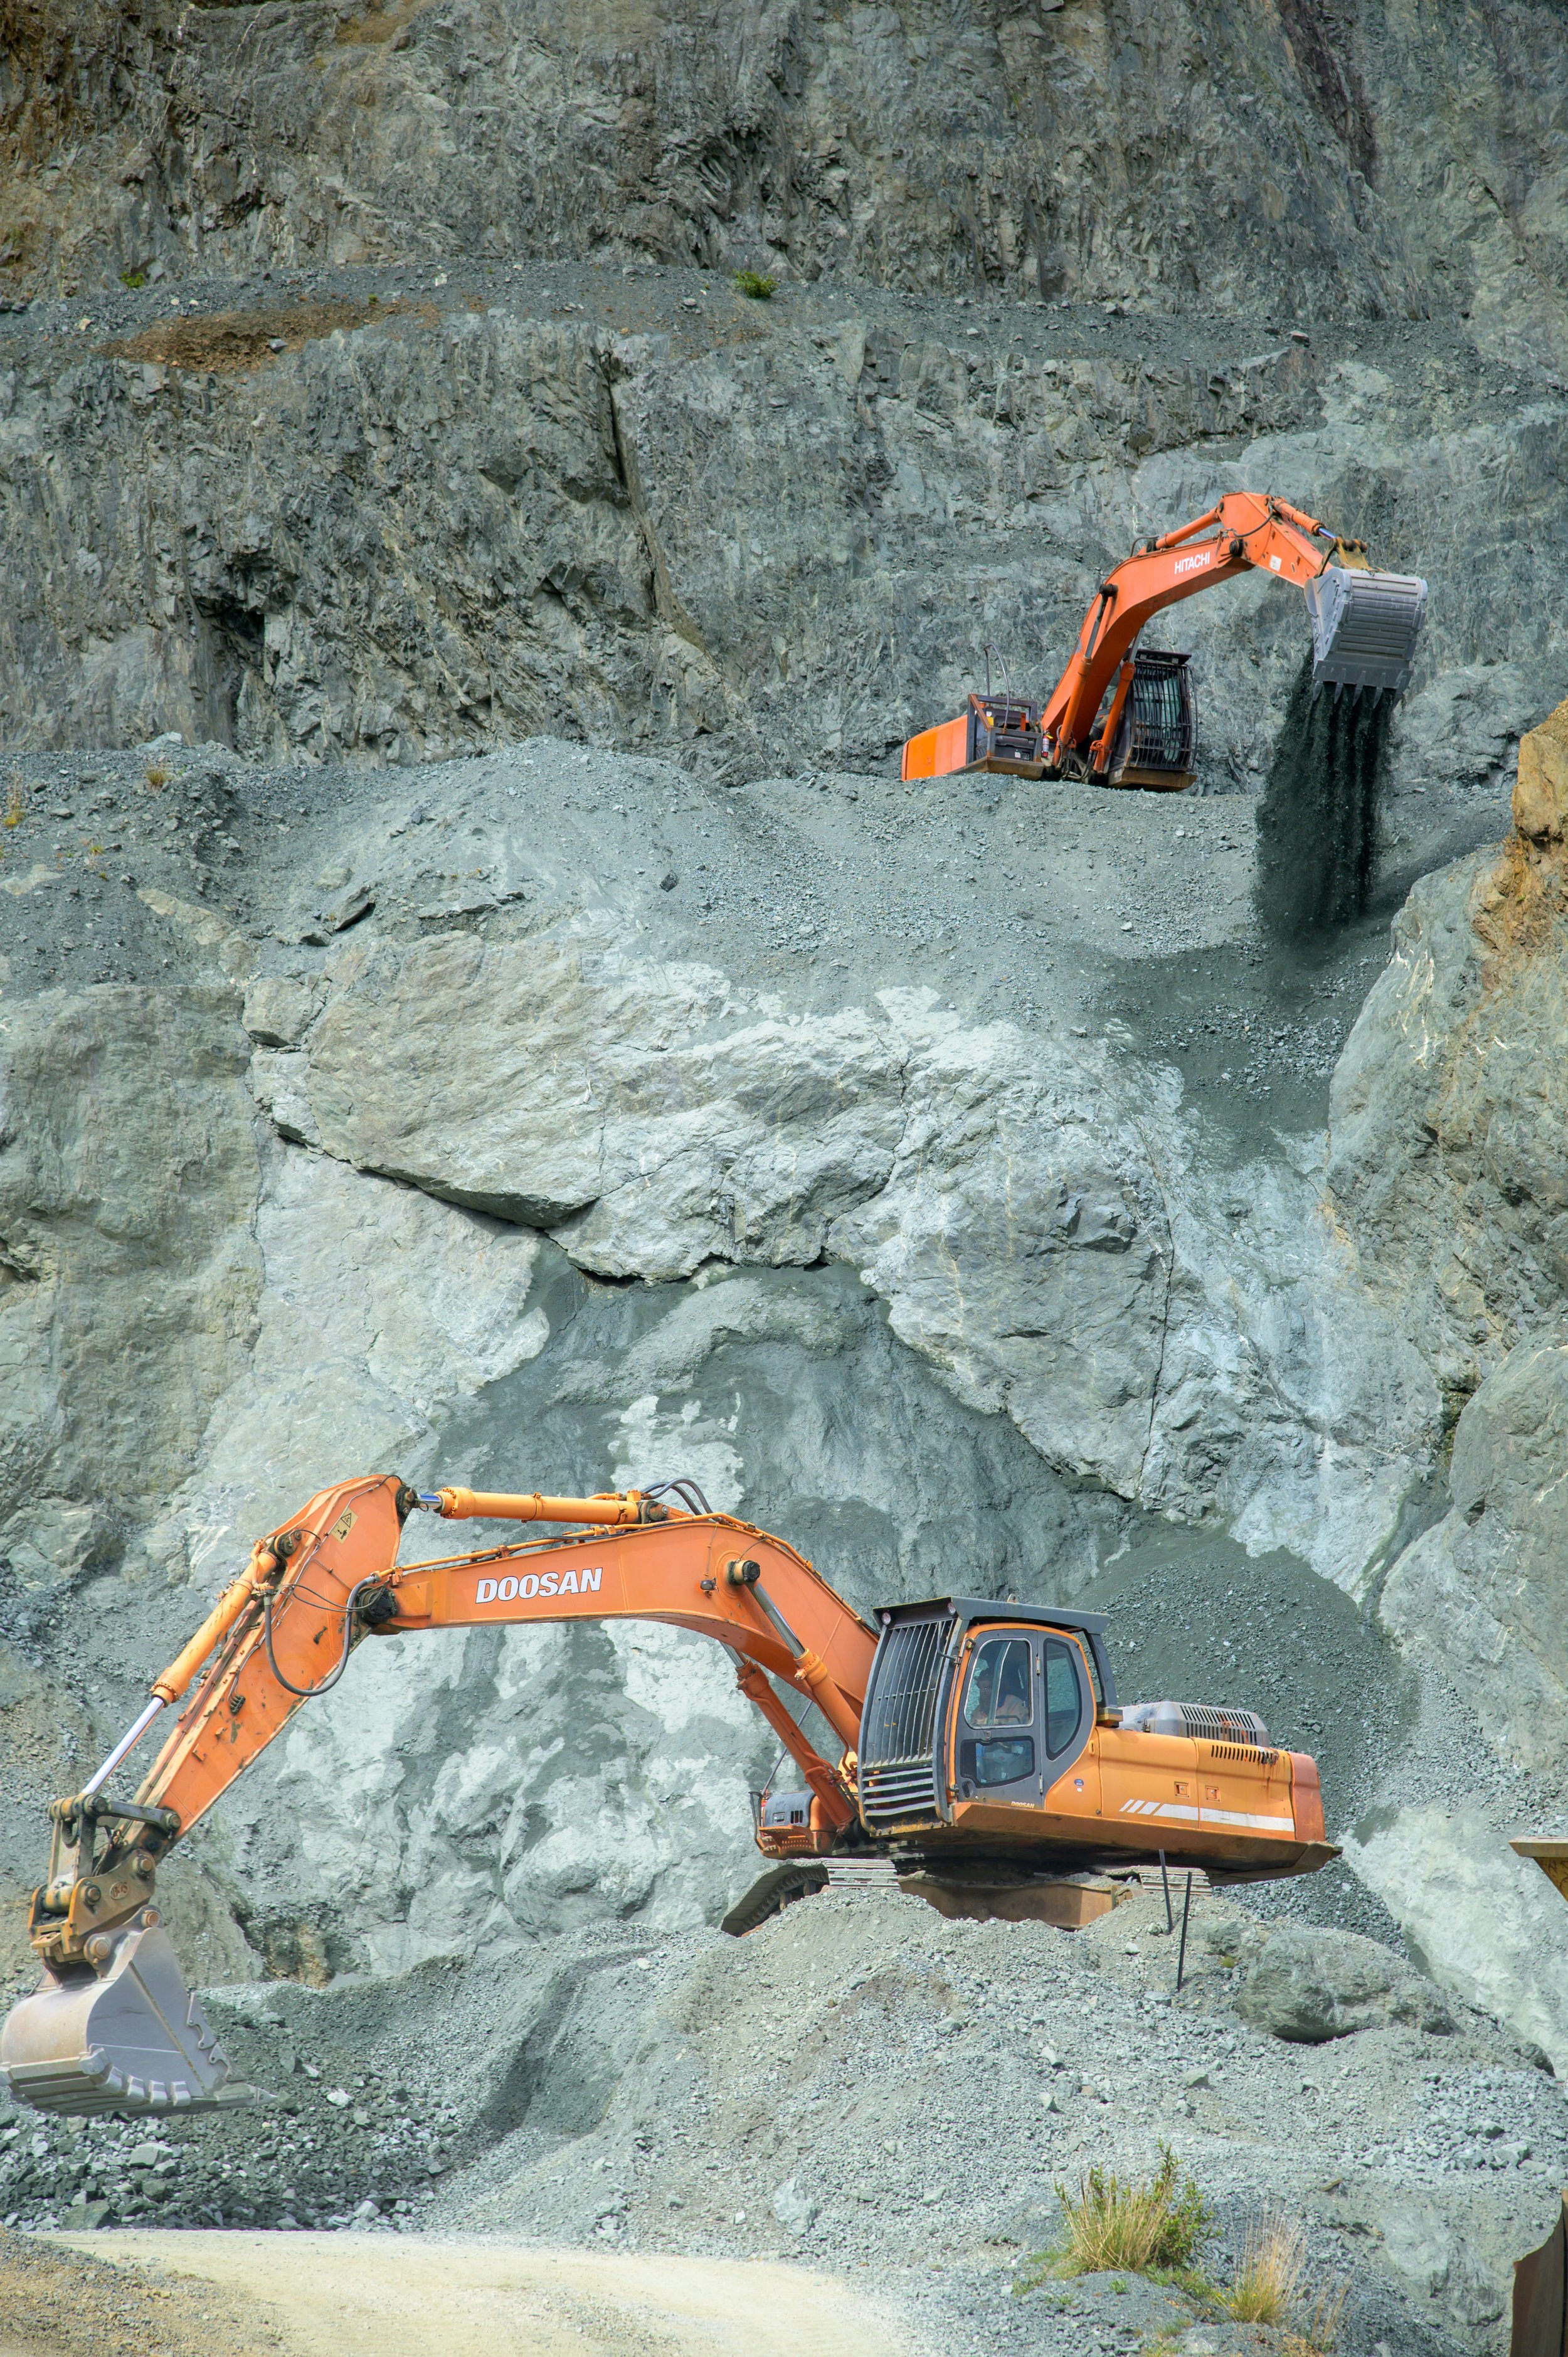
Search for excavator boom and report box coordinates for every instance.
[1,1473,1336,2119]
[901,490,1428,788]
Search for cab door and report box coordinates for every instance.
[952,1625,1098,1812]
[1041,1634,1099,1814]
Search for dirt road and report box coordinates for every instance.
[44,2232,913,2357]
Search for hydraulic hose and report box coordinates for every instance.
[263,1579,381,1699]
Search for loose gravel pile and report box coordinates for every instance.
[1,1885,1560,2355]
[0,725,1497,1155]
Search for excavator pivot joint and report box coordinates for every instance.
[726,1558,761,1585]
[357,1584,401,1631]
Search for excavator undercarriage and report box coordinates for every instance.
[1,1476,1337,2119]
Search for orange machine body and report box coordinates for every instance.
[901,694,1047,784]
[870,1622,1326,1880]
[23,1474,1335,1984]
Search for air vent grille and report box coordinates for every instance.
[861,1615,952,1767]
[860,1760,940,1826]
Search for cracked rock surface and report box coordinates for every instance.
[3,10,1568,2354]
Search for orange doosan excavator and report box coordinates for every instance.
[900,490,1428,789]
[0,1476,1335,2119]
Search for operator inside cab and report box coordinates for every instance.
[967,1637,1032,1725]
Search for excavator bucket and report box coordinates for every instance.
[1305,564,1428,697]
[0,1918,245,2119]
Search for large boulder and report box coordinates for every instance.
[1230,1923,1454,2043]
[1344,1804,1568,2075]
[245,886,1436,1577]
[1380,1333,1568,1773]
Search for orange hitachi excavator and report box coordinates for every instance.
[901,491,1428,789]
[0,1474,1335,2118]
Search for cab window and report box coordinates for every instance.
[960,1636,1036,1790]
[964,1637,1032,1728]
[1044,1639,1084,1757]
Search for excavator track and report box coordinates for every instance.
[721,1862,830,1937]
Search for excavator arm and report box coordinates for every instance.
[1,1474,877,2119]
[1041,492,1342,770]
[900,489,1428,788]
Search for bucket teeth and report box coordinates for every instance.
[0,1921,246,2120]
[1306,565,1428,696]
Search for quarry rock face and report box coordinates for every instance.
[3,289,1564,804]
[3,1,1567,794]
[242,876,1438,1582]
[11,0,1568,346]
[5,12,1568,2314]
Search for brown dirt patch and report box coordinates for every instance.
[0,2226,282,2357]
[99,301,405,375]
[334,1,425,41]
[64,2233,913,2357]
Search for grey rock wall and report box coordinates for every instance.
[14,1,1568,354]
[2,284,1564,798]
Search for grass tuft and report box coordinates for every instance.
[1222,2210,1305,2324]
[144,760,170,790]
[1282,2282,1347,2357]
[119,269,147,289]
[733,269,776,299]
[1022,2145,1213,2284]
[3,772,25,828]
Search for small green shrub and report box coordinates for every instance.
[733,269,776,300]
[119,270,146,289]
[1025,2145,1213,2282]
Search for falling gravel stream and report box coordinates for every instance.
[1254,659,1397,939]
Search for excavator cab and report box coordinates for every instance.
[854,1595,1332,1888]
[1100,651,1195,789]
[857,1599,1104,1836]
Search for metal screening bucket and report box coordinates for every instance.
[1306,565,1428,696]
[0,1918,244,2118]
